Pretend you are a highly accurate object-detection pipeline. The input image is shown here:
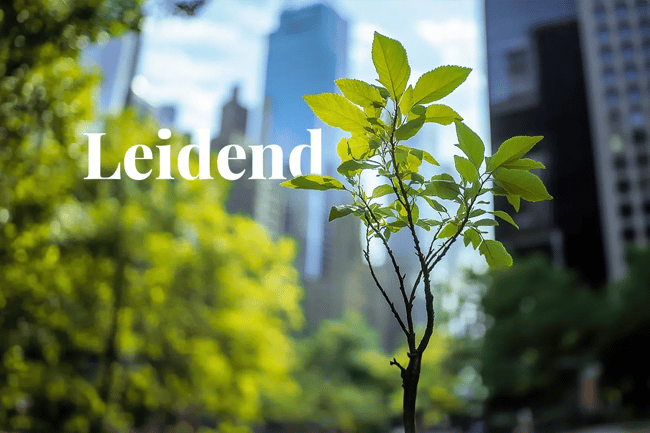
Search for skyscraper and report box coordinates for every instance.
[576,0,650,280]
[255,3,397,344]
[485,0,608,287]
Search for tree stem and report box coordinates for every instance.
[402,352,422,433]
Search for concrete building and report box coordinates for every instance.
[576,0,650,280]
[485,0,610,287]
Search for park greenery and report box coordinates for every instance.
[282,31,552,432]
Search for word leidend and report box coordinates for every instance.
[84,128,322,181]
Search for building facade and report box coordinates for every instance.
[485,0,610,287]
[576,0,650,280]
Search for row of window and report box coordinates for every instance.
[619,200,650,216]
[602,62,649,84]
[616,175,650,193]
[595,1,650,21]
[621,225,650,242]
[597,19,650,42]
[600,40,650,62]
[613,151,650,169]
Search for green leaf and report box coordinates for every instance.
[329,204,360,221]
[348,135,372,159]
[336,137,351,162]
[488,136,544,171]
[337,159,376,177]
[335,78,384,108]
[395,145,422,173]
[303,93,370,133]
[372,32,410,100]
[412,65,472,104]
[372,184,394,198]
[479,239,513,269]
[501,158,546,170]
[454,155,479,183]
[281,174,344,191]
[463,229,482,250]
[424,104,463,125]
[423,176,460,200]
[454,121,484,168]
[399,85,415,115]
[469,208,486,218]
[422,196,447,212]
[490,210,519,229]
[506,194,520,212]
[395,115,424,141]
[493,168,553,202]
[438,222,458,238]
[412,202,420,223]
[472,218,498,227]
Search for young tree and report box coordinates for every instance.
[282,32,552,432]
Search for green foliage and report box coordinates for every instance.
[0,2,303,432]
[283,31,551,273]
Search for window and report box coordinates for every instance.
[604,66,616,84]
[638,153,649,166]
[640,177,650,190]
[637,0,649,15]
[607,88,619,106]
[623,227,636,241]
[595,3,607,20]
[633,128,647,144]
[646,226,650,239]
[643,39,650,56]
[641,19,650,38]
[644,200,650,214]
[601,45,614,62]
[628,85,641,103]
[598,25,610,42]
[625,63,637,81]
[622,42,634,60]
[611,109,622,125]
[618,179,631,193]
[619,22,631,39]
[631,105,644,125]
[614,153,627,169]
[620,203,633,217]
[616,1,628,17]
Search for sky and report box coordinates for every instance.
[133,0,492,282]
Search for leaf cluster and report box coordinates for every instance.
[282,32,552,273]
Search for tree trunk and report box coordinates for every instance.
[402,352,422,433]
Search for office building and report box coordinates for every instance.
[485,0,608,287]
[255,3,398,345]
[576,0,650,280]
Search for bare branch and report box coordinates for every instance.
[363,235,409,339]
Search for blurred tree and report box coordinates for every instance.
[479,255,606,431]
[0,2,303,432]
[598,246,650,419]
[266,314,397,433]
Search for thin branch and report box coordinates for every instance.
[363,234,409,339]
